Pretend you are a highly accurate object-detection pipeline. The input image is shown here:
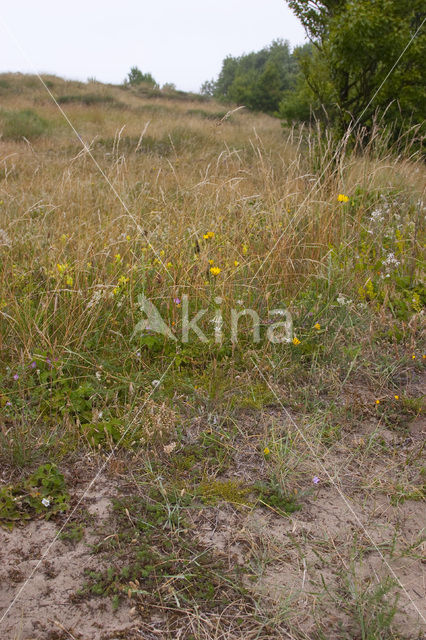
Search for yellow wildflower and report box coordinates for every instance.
[56,263,68,273]
[234,260,239,267]
[314,323,321,330]
[292,337,301,345]
[117,275,129,285]
[412,354,416,359]
[394,395,399,400]
[337,194,349,203]
[203,231,215,239]
[210,266,221,276]
[65,275,73,286]
[263,447,270,456]
[242,244,248,255]
[375,399,380,405]
[208,259,214,265]
[114,253,121,263]
[166,262,173,268]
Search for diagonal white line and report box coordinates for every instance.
[0,356,177,626]
[250,357,426,623]
[250,15,426,284]
[0,16,173,281]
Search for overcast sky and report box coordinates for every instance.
[0,1,307,92]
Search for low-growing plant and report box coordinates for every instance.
[0,108,49,140]
[254,477,301,515]
[80,490,250,612]
[0,463,69,529]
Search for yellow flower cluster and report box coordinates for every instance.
[210,266,221,276]
[337,194,349,203]
[203,231,215,239]
[56,262,73,286]
[113,275,129,295]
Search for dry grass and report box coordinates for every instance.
[0,73,425,639]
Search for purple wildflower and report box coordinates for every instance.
[30,361,36,368]
[313,476,320,484]
[13,374,19,381]
[174,297,181,305]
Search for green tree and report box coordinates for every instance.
[287,0,426,134]
[208,40,299,114]
[126,66,157,87]
[278,43,324,123]
[200,79,216,96]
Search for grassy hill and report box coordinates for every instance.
[0,73,425,639]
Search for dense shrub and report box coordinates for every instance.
[0,108,49,140]
[125,66,158,88]
[287,0,426,138]
[56,93,123,107]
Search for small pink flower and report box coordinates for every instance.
[13,374,19,381]
[313,476,320,484]
[30,362,36,368]
[174,297,181,305]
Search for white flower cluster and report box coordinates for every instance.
[369,208,386,223]
[382,252,400,272]
[367,196,393,231]
[86,285,111,309]
[0,229,11,246]
[337,293,352,306]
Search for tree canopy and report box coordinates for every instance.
[202,40,307,114]
[283,0,426,135]
[125,66,158,88]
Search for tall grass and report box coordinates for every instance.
[0,77,423,362]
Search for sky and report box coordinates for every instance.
[0,1,307,92]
